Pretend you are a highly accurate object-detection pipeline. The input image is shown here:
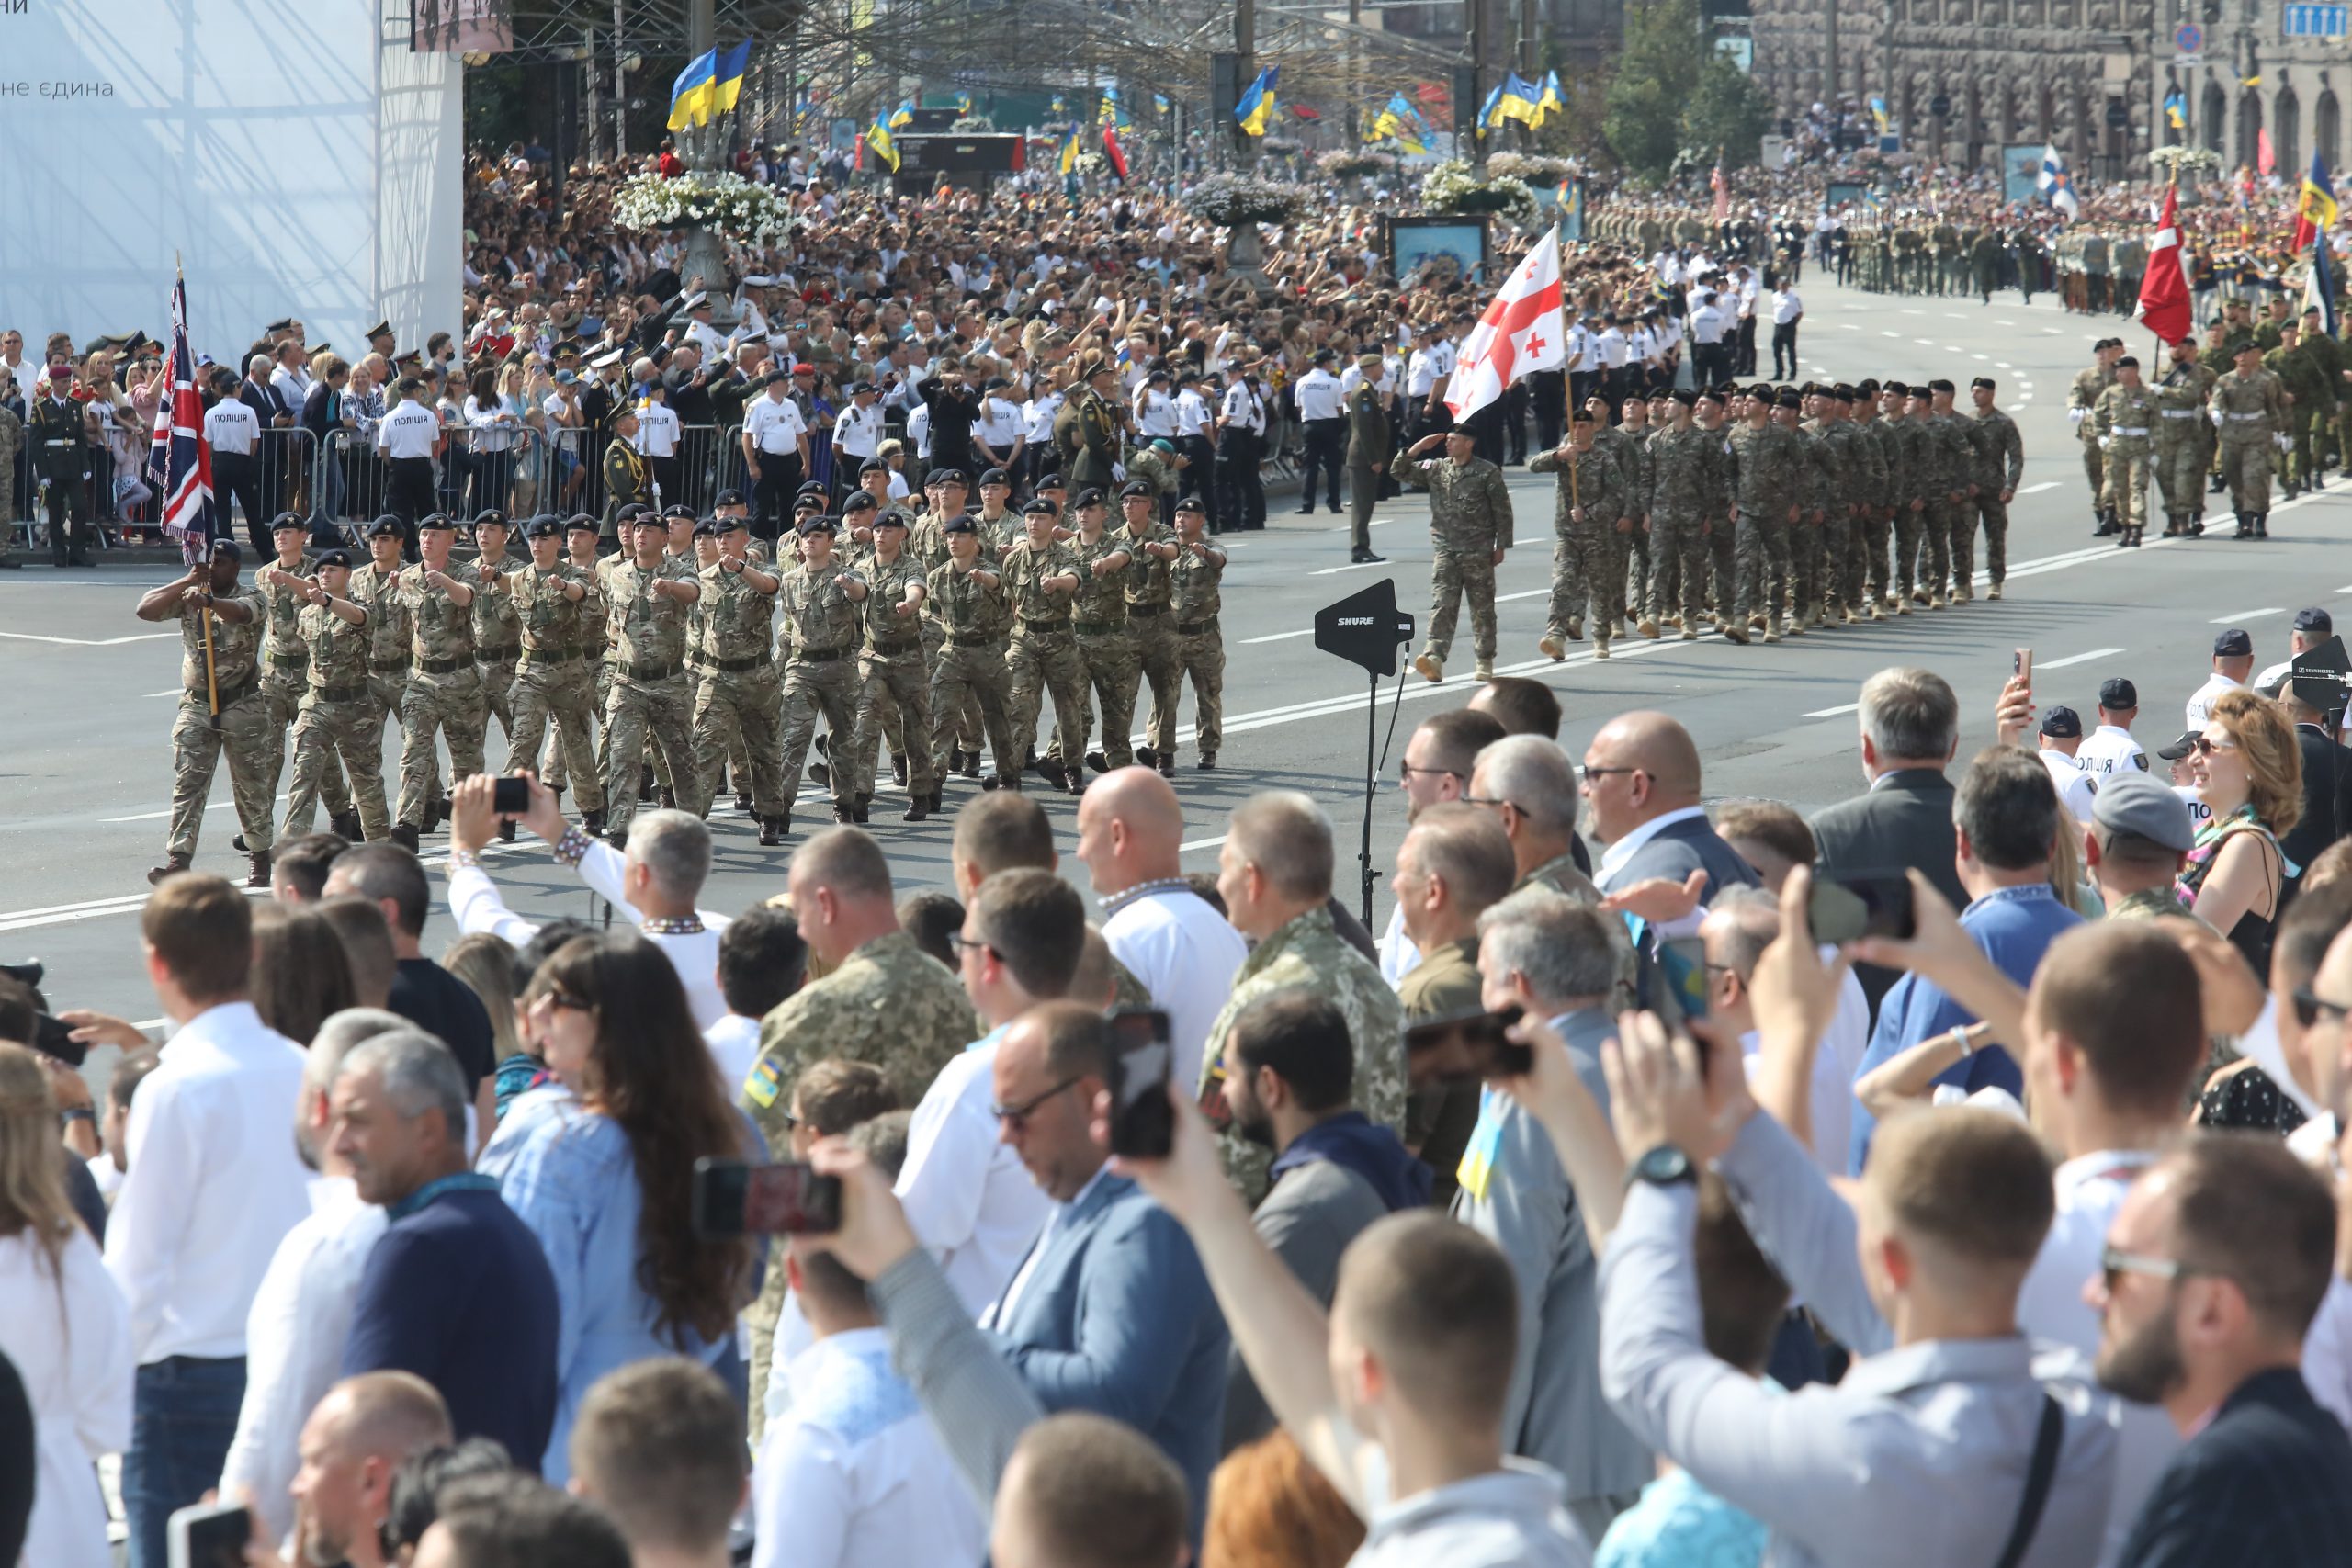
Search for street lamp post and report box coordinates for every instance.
[681,0,738,332]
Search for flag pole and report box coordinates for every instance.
[177,253,222,728]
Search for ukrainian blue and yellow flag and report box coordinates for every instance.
[669,50,719,130]
[1541,70,1565,119]
[956,91,973,113]
[714,41,752,114]
[1235,67,1279,136]
[1495,73,1543,128]
[1059,123,1084,175]
[2164,90,2187,131]
[1476,82,1504,137]
[889,100,914,129]
[868,115,899,171]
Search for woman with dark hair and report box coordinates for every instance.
[496,932,755,1484]
[249,902,358,1046]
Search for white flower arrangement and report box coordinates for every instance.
[1485,151,1577,185]
[1070,151,1108,176]
[1420,159,1537,220]
[1318,150,1397,179]
[2149,145,2223,176]
[951,114,997,132]
[611,170,794,244]
[1182,173,1313,226]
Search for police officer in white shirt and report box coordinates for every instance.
[1688,292,1730,389]
[1596,312,1633,405]
[1023,383,1064,491]
[1291,349,1346,515]
[376,378,442,555]
[2036,706,2102,824]
[1731,264,1762,375]
[2188,627,2256,731]
[205,378,268,552]
[741,370,810,538]
[1770,282,1804,378]
[1217,363,1268,530]
[2253,608,2351,739]
[678,292,731,363]
[1133,368,1181,441]
[830,382,886,501]
[1171,371,1217,520]
[2075,677,2151,775]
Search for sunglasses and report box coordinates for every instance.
[2292,988,2352,1031]
[2189,735,2238,756]
[2098,1245,2200,1292]
[990,1075,1083,1132]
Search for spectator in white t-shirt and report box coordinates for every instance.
[2188,627,2256,732]
[707,908,808,1096]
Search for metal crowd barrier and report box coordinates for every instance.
[310,422,744,534]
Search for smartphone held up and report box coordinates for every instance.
[1403,1005,1532,1084]
[691,1157,842,1236]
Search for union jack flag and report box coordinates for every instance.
[150,273,219,563]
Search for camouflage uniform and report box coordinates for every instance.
[775,555,865,818]
[2152,360,2215,536]
[542,553,611,795]
[1198,906,1406,1198]
[1966,404,2025,580]
[2090,381,2161,536]
[469,550,524,745]
[1123,524,1182,761]
[507,560,604,814]
[2068,361,2117,525]
[2215,365,2289,516]
[1925,409,1979,600]
[1820,416,1885,617]
[1001,536,1088,775]
[1526,443,1623,648]
[848,547,937,802]
[255,556,352,819]
[926,555,1017,779]
[2265,338,2332,492]
[392,564,487,829]
[1063,530,1138,773]
[737,930,978,1438]
[1857,412,1904,610]
[600,558,704,837]
[1399,450,1513,666]
[0,402,17,566]
[164,588,277,862]
[350,558,412,726]
[1725,421,1802,636]
[283,592,392,840]
[1885,415,1933,604]
[1170,536,1227,766]
[1639,424,1729,634]
[692,559,788,818]
[1790,421,1842,623]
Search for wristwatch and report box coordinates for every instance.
[1625,1144,1696,1190]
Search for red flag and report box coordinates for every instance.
[1101,123,1128,180]
[1288,104,1320,121]
[1445,231,1566,422]
[2135,186,2193,345]
[2258,127,2277,176]
[1711,161,1730,226]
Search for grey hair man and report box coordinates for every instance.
[1469,735,1602,902]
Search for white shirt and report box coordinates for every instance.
[895,1030,1053,1317]
[1406,348,1442,397]
[1024,392,1064,443]
[1133,388,1181,436]
[104,1000,311,1363]
[1737,960,1869,1177]
[2185,670,2246,732]
[1220,381,1265,434]
[1771,289,1804,326]
[2039,748,2101,824]
[2301,1277,2352,1432]
[1294,368,1344,422]
[216,1179,389,1546]
[204,399,261,456]
[750,1327,989,1568]
[978,396,1027,452]
[446,841,733,1028]
[832,401,884,459]
[2174,784,2214,831]
[1173,387,1214,436]
[2074,724,2147,777]
[270,364,313,410]
[1099,884,1250,1092]
[746,392,809,454]
[1379,901,1420,987]
[705,1013,764,1097]
[1687,304,1728,345]
[377,401,441,459]
[635,400,682,457]
[0,1228,132,1568]
[907,403,933,460]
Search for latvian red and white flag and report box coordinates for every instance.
[1444,230,1566,423]
[2134,185,2193,345]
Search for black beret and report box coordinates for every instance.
[270,512,307,534]
[842,492,878,513]
[1023,497,1060,517]
[475,509,511,529]
[798,513,839,535]
[943,514,978,535]
[978,468,1012,487]
[858,458,888,476]
[1174,496,1207,514]
[526,516,564,538]
[1120,480,1155,499]
[1074,487,1106,508]
[418,513,457,532]
[317,548,353,569]
[565,514,601,533]
[714,488,747,508]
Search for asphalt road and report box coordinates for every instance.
[7,269,2346,1035]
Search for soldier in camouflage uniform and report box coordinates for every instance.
[503,516,605,834]
[2266,321,2332,498]
[1061,486,1138,777]
[1001,497,1088,793]
[138,545,276,886]
[847,509,936,822]
[1725,389,1803,644]
[775,514,869,824]
[1775,389,1838,627]
[1965,377,2025,590]
[2307,304,2352,480]
[2153,341,2216,539]
[1400,428,1514,681]
[352,518,413,729]
[2069,341,2120,535]
[1858,382,1905,615]
[926,513,1017,800]
[1925,380,1981,603]
[1886,386,1938,608]
[692,514,791,842]
[1611,395,1657,633]
[2216,339,2289,537]
[1528,409,1624,660]
[1118,482,1185,777]
[600,511,707,842]
[280,549,391,843]
[736,827,980,1438]
[470,511,524,753]
[0,386,18,570]
[1816,385,1886,623]
[540,514,608,799]
[1636,390,1729,642]
[1168,497,1227,769]
[2091,357,2161,549]
[390,515,487,848]
[254,514,356,835]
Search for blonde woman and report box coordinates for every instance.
[0,1043,132,1568]
[2181,689,2304,976]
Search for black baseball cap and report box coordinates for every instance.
[2214,628,2254,657]
[2098,677,2137,710]
[2295,607,2334,636]
[2040,705,2083,739]
[2156,730,2203,761]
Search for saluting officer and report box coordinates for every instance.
[2069,340,2120,536]
[1063,486,1139,777]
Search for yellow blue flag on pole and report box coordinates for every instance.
[1059,123,1083,175]
[868,117,899,171]
[889,100,913,129]
[712,41,752,116]
[1236,67,1278,135]
[668,50,718,131]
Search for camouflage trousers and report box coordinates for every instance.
[510,655,604,814]
[1970,495,2008,583]
[1917,498,1956,599]
[548,661,614,793]
[851,651,936,798]
[1069,629,1140,772]
[1129,611,1183,759]
[2099,444,2154,529]
[1732,513,1790,626]
[2154,437,2205,526]
[1623,525,1652,624]
[395,671,487,829]
[1787,518,1822,616]
[1703,520,1737,620]
[778,656,860,812]
[931,637,1016,778]
[1176,617,1225,762]
[1644,514,1709,626]
[2221,438,2274,513]
[367,668,408,729]
[1815,516,1852,615]
[2080,439,2106,514]
[1008,626,1087,775]
[1891,502,1927,599]
[1857,510,1893,605]
[1546,523,1623,640]
[283,695,390,841]
[603,672,703,835]
[166,689,278,861]
[478,656,517,744]
[1941,498,1976,597]
[693,664,787,817]
[2286,405,2322,489]
[264,667,350,817]
[1424,544,1497,662]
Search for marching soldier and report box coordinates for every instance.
[1817,385,1887,622]
[926,513,1017,803]
[1400,427,1514,680]
[390,514,486,851]
[2090,356,2160,549]
[2215,339,2289,539]
[1635,390,1726,643]
[2265,321,2330,497]
[601,406,650,545]
[1528,407,1624,660]
[1724,388,1803,644]
[538,513,609,803]
[1924,380,1980,604]
[279,548,392,845]
[1965,377,2024,592]
[2153,340,2215,539]
[844,507,936,822]
[469,510,523,754]
[352,518,413,728]
[1883,383,1931,611]
[138,544,276,886]
[692,513,790,844]
[253,513,357,837]
[1857,380,1904,616]
[2070,339,2120,535]
[601,511,706,843]
[775,514,870,826]
[1168,496,1227,770]
[1118,480,1186,778]
[1001,496,1088,793]
[1344,353,1390,565]
[1064,487,1138,777]
[504,516,605,836]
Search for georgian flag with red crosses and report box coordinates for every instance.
[1444,230,1566,423]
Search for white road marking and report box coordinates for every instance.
[2209,607,2285,623]
[1239,628,1316,644]
[144,688,180,698]
[1311,560,1386,576]
[2019,481,2060,494]
[2007,405,2028,412]
[1180,834,1227,852]
[1804,702,1860,718]
[2039,646,2126,670]
[1838,323,1861,331]
[0,630,177,647]
[1996,361,2012,369]
[1997,320,2017,327]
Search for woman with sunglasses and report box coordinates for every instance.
[499,932,756,1484]
[2179,691,2304,977]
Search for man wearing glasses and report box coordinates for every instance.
[1378,707,1509,984]
[1578,710,1758,900]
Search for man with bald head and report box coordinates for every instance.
[288,1371,452,1568]
[1578,711,1758,898]
[1076,767,1246,1089]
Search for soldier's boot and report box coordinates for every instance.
[1538,634,1566,660]
[146,852,192,886]
[329,810,363,841]
[1868,601,1886,620]
[736,790,754,815]
[902,795,931,823]
[1474,658,1495,681]
[928,790,946,813]
[247,852,273,890]
[1636,616,1660,639]
[1679,622,1699,642]
[1592,638,1611,660]
[2210,472,2227,493]
[1720,616,1748,645]
[1987,583,2004,601]
[1565,618,1582,641]
[2255,513,2270,539]
[656,787,677,810]
[1763,622,1781,644]
[891,754,909,787]
[759,815,787,846]
[1038,758,1071,790]
[233,835,250,852]
[831,803,856,824]
[854,795,872,824]
[1414,652,1443,683]
[1783,612,1804,637]
[498,819,517,842]
[958,750,980,779]
[2233,512,2252,539]
[1085,751,1111,774]
[582,808,607,838]
[809,761,831,789]
[390,824,420,852]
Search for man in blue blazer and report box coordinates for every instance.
[983,999,1230,1545]
[1578,712,1758,900]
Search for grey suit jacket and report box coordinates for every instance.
[1602,814,1761,904]
[1223,1158,1389,1451]
[1452,1007,1652,1504]
[1809,770,1966,1014]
